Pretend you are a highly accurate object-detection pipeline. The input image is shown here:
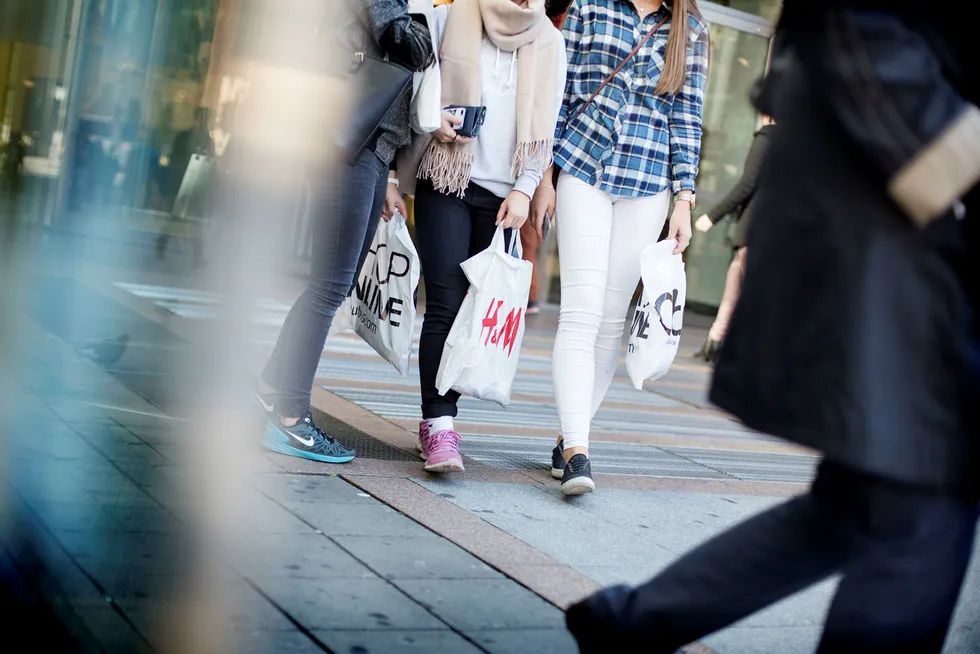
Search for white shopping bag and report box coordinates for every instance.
[409,0,441,134]
[331,213,420,376]
[436,227,532,406]
[626,239,687,389]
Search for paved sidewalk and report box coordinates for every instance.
[5,267,979,653]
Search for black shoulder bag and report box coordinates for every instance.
[334,8,415,163]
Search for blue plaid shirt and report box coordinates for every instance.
[554,0,709,198]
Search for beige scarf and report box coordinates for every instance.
[418,0,560,196]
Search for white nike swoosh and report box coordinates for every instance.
[254,392,274,413]
[286,428,315,447]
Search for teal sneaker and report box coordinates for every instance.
[262,414,355,464]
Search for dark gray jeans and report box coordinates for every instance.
[263,148,388,417]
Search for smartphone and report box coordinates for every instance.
[445,105,487,138]
[541,210,552,242]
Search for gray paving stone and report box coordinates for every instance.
[254,474,380,507]
[30,500,178,535]
[232,493,318,535]
[234,629,329,654]
[412,478,675,570]
[72,607,155,654]
[573,564,672,588]
[235,534,375,580]
[947,546,980,654]
[333,535,503,581]
[124,580,297,635]
[468,628,579,654]
[290,502,433,538]
[392,579,565,630]
[261,577,444,631]
[702,625,822,654]
[313,629,484,654]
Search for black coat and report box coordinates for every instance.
[704,124,775,249]
[709,4,980,496]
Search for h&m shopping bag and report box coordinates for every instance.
[626,239,687,389]
[435,227,532,407]
[331,213,420,376]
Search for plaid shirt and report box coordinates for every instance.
[554,0,709,198]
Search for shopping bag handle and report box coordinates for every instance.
[490,225,523,260]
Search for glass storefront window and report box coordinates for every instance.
[711,0,782,23]
[684,18,772,309]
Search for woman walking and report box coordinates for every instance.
[534,0,708,494]
[255,0,432,463]
[409,0,566,472]
[693,116,775,362]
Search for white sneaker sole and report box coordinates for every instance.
[424,459,465,473]
[416,438,428,461]
[561,477,595,495]
[550,467,564,480]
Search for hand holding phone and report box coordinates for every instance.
[434,110,471,144]
[444,105,486,139]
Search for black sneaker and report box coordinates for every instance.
[263,414,356,463]
[550,440,565,479]
[561,454,595,495]
[253,388,277,417]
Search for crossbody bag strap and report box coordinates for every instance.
[569,14,669,125]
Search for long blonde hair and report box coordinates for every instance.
[653,0,704,96]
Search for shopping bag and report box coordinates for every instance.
[626,239,687,389]
[409,0,441,134]
[331,213,420,376]
[436,227,532,406]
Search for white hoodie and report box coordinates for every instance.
[433,5,567,199]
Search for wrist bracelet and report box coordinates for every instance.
[388,177,399,188]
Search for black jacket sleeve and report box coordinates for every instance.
[367,0,433,73]
[705,128,773,222]
[777,1,980,225]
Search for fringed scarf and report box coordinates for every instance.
[418,0,560,196]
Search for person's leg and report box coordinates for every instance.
[552,174,614,457]
[414,179,476,472]
[705,246,746,345]
[467,184,510,259]
[520,220,542,309]
[552,174,615,494]
[816,482,979,653]
[588,189,670,419]
[567,461,855,654]
[273,149,388,421]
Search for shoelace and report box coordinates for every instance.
[428,430,460,453]
[303,415,344,452]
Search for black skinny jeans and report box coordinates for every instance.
[414,178,512,419]
[262,148,388,418]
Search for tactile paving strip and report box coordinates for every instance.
[310,408,415,461]
[461,434,817,484]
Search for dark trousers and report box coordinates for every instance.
[568,461,979,654]
[413,178,510,419]
[262,149,388,417]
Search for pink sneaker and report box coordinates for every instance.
[422,428,464,473]
[416,421,429,461]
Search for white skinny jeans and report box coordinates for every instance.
[553,172,670,450]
